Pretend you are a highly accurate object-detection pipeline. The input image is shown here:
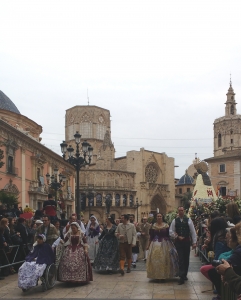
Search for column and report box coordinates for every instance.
[120,194,123,206]
[21,148,26,208]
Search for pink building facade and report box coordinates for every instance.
[0,91,75,216]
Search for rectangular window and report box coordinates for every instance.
[187,188,190,192]
[37,202,43,210]
[220,187,226,196]
[179,188,182,194]
[220,164,226,172]
[231,139,233,144]
[8,156,13,173]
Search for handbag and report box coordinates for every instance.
[11,234,23,245]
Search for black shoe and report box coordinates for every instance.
[178,279,184,285]
[132,263,136,268]
[184,276,188,281]
[126,268,131,273]
[0,277,4,280]
[119,269,124,276]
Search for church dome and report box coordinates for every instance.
[176,170,194,186]
[0,91,20,114]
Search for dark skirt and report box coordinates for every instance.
[94,235,119,271]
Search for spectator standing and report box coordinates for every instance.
[43,194,57,223]
[15,218,28,245]
[0,218,12,245]
[62,215,85,236]
[35,215,59,245]
[226,202,241,225]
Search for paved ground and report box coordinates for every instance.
[0,250,214,300]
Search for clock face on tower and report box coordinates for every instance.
[99,116,104,123]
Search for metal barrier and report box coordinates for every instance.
[0,244,29,269]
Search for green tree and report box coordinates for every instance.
[181,191,193,210]
[0,191,19,208]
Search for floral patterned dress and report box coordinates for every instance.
[146,223,179,279]
[93,225,119,271]
[18,243,55,290]
[58,234,93,283]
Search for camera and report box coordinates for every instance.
[212,260,223,267]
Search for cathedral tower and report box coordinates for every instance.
[214,81,241,156]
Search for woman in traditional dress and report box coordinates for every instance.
[58,222,93,283]
[93,216,119,273]
[85,216,100,264]
[146,213,179,281]
[18,234,54,291]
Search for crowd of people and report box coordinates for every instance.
[2,194,241,299]
[0,196,199,291]
[197,202,241,300]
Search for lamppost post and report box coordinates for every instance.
[105,198,111,215]
[60,131,93,221]
[46,167,66,201]
[134,198,142,222]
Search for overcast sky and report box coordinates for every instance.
[1,0,241,178]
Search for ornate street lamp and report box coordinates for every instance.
[134,198,142,222]
[60,131,93,220]
[46,167,66,201]
[105,195,112,215]
[84,186,95,219]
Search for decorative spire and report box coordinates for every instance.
[228,74,234,93]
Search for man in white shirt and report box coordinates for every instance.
[169,206,197,285]
[62,214,85,235]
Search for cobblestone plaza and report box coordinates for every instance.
[0,252,213,300]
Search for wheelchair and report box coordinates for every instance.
[40,263,57,291]
[22,263,56,293]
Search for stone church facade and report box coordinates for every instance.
[65,105,176,222]
[205,82,241,197]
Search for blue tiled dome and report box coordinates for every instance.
[0,91,20,114]
[176,170,194,186]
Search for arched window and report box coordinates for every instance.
[115,194,120,206]
[123,194,127,207]
[80,193,86,210]
[105,194,112,206]
[80,122,92,138]
[96,124,106,140]
[130,195,133,207]
[218,133,222,147]
[231,105,234,115]
[96,194,102,206]
[230,130,233,135]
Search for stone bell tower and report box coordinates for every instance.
[214,80,241,156]
[65,105,114,166]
